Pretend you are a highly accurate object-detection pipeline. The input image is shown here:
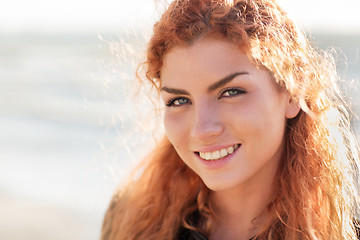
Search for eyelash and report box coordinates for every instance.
[220,88,246,98]
[165,97,190,107]
[164,88,246,107]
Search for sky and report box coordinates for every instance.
[0,0,359,34]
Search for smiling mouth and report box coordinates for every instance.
[196,144,240,161]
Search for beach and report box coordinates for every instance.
[0,31,359,239]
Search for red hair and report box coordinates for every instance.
[102,0,360,239]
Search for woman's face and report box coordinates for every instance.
[160,38,299,191]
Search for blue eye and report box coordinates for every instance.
[221,88,246,97]
[165,97,190,107]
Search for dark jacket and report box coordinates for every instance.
[178,228,254,240]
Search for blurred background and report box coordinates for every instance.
[0,0,359,239]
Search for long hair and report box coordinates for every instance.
[102,0,360,239]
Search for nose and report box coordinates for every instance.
[191,103,224,142]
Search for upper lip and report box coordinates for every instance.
[195,143,241,153]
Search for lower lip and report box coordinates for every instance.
[196,146,240,170]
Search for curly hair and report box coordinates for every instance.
[102,0,360,239]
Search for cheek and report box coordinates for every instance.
[164,112,188,144]
[229,98,286,137]
[248,102,287,150]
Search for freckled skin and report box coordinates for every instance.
[160,38,298,192]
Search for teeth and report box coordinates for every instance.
[211,151,220,159]
[198,144,240,161]
[220,148,227,158]
[227,146,234,154]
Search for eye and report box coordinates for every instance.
[165,97,190,107]
[220,88,246,98]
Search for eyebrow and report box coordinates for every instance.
[160,71,249,95]
[207,72,249,92]
[160,87,190,95]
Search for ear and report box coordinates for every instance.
[285,95,300,119]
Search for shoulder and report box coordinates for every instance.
[101,195,118,240]
[101,189,130,240]
[355,219,360,240]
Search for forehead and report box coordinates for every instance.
[160,38,256,84]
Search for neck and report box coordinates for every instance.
[209,169,277,240]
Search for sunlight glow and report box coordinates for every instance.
[0,0,359,33]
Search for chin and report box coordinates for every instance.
[201,178,239,192]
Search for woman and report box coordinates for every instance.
[102,0,360,239]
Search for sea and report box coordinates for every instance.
[0,30,359,240]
